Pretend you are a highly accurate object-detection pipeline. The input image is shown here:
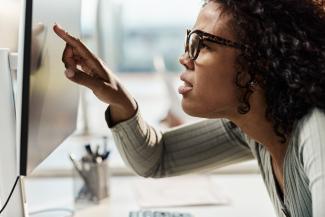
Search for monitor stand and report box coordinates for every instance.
[18,176,29,217]
[0,48,28,217]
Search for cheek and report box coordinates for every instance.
[182,64,240,117]
[201,59,238,94]
[198,74,237,106]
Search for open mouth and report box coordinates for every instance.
[179,72,194,95]
[183,80,193,88]
[178,80,193,95]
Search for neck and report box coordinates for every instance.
[228,88,288,166]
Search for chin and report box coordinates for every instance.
[181,100,211,118]
[181,99,229,119]
[183,108,202,118]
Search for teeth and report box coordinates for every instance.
[183,81,193,87]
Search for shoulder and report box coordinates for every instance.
[295,108,325,144]
[294,107,325,164]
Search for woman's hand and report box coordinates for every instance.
[53,24,137,125]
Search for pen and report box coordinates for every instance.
[68,153,90,187]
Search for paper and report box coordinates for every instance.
[134,175,229,208]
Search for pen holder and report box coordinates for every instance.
[73,160,110,205]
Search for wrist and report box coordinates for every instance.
[109,99,137,126]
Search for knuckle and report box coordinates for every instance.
[62,58,69,67]
[75,38,84,47]
[94,81,106,93]
[73,47,78,54]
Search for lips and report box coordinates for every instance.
[178,73,193,95]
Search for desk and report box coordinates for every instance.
[26,174,276,217]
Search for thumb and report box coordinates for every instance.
[65,68,102,91]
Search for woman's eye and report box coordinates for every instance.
[201,43,209,50]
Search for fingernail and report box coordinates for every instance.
[55,23,63,30]
[65,69,75,78]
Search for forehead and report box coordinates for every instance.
[193,1,234,39]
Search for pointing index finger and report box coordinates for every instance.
[53,23,81,48]
[53,23,93,61]
[53,23,110,82]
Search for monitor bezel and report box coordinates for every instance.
[19,0,33,176]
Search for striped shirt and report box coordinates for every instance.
[106,107,325,217]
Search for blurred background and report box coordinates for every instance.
[84,0,201,73]
[0,0,257,177]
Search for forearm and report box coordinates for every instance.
[106,107,164,177]
[106,107,254,178]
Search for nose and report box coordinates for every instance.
[179,52,194,70]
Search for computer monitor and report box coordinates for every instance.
[1,0,81,215]
[0,48,19,217]
[17,0,81,176]
[0,0,81,216]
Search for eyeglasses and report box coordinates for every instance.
[184,29,248,60]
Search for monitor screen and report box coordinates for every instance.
[17,0,81,175]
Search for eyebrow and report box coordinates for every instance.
[202,0,208,7]
[190,29,248,50]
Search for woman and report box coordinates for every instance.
[53,0,325,216]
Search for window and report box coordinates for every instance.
[98,0,201,73]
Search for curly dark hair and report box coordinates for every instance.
[208,0,325,143]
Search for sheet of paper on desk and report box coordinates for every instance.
[134,175,229,208]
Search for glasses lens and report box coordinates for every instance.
[184,30,189,52]
[188,33,200,59]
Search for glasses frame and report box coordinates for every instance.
[185,29,248,60]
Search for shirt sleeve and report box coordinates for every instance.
[105,106,254,178]
[300,108,325,217]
